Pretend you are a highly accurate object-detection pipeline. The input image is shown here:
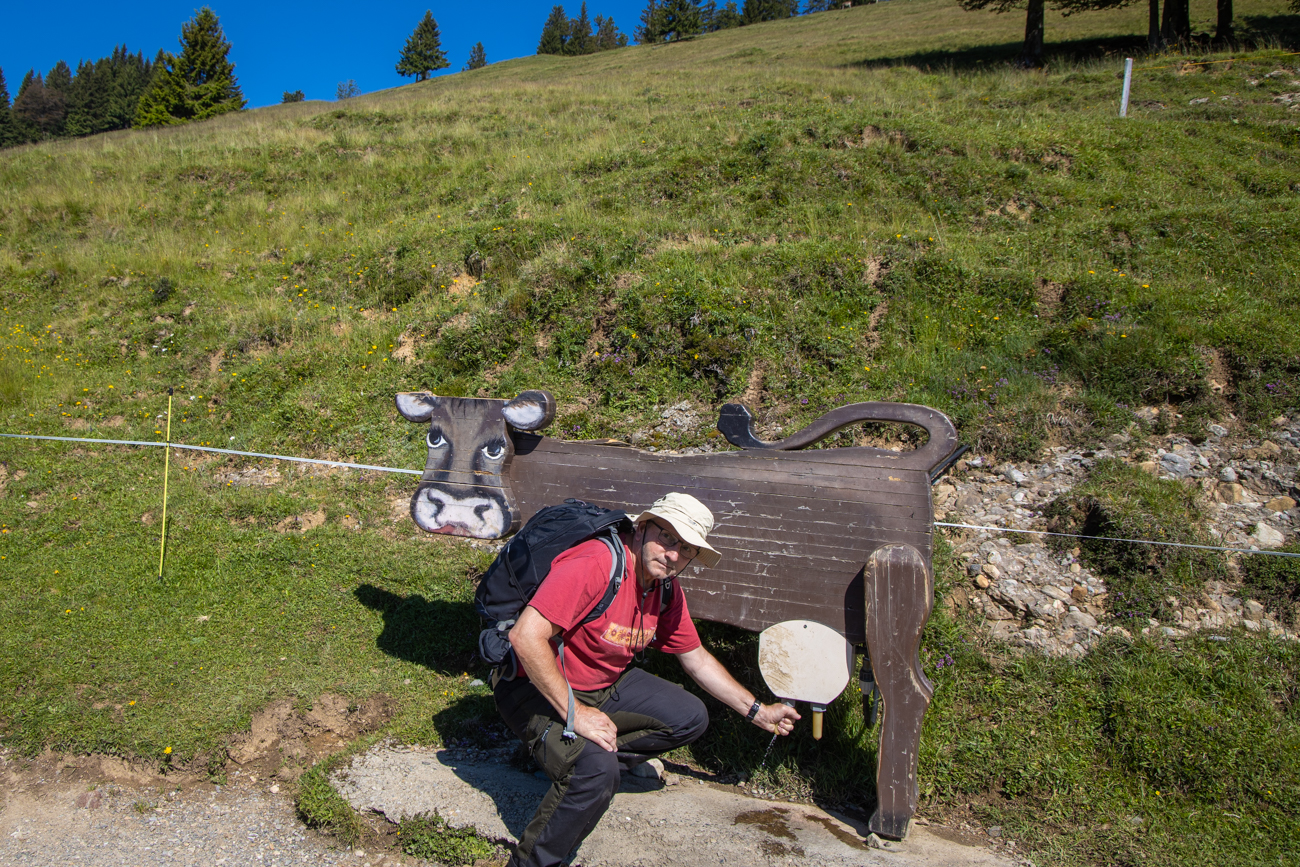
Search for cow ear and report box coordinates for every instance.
[395,392,439,422]
[502,390,556,431]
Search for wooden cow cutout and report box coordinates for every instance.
[396,391,961,840]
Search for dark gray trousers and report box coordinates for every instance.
[494,666,709,867]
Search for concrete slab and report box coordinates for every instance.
[333,745,1013,866]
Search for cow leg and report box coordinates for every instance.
[863,543,934,841]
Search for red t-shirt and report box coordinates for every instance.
[524,535,701,691]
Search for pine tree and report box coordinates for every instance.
[0,67,17,148]
[136,8,245,126]
[101,47,153,131]
[742,0,797,23]
[281,89,306,102]
[636,0,667,42]
[640,0,704,41]
[15,70,35,103]
[463,42,488,71]
[396,11,450,81]
[62,48,153,139]
[46,60,73,95]
[538,6,570,55]
[566,2,595,55]
[713,0,743,27]
[65,59,111,137]
[13,72,67,140]
[593,15,629,49]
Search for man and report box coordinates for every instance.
[494,492,801,867]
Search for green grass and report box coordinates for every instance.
[2,2,1300,865]
[297,752,367,845]
[396,812,497,865]
[1045,458,1229,623]
[1241,542,1300,625]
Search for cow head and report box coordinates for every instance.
[395,390,556,538]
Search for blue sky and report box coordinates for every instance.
[0,1,649,108]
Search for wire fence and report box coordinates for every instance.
[1120,50,1300,116]
[4,431,1296,560]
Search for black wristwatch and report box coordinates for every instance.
[746,700,761,721]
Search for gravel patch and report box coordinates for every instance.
[0,782,358,867]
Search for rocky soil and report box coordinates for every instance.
[932,411,1298,656]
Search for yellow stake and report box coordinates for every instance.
[158,388,173,581]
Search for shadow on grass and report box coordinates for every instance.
[354,583,480,675]
[1238,14,1300,48]
[847,22,1300,72]
[848,34,1150,72]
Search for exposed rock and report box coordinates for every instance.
[1064,611,1099,630]
[1041,585,1072,603]
[1160,452,1192,477]
[1254,523,1285,549]
[936,411,1299,655]
[1218,482,1248,503]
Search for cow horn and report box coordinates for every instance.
[502,390,556,431]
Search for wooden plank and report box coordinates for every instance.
[510,465,934,517]
[508,456,933,518]
[864,544,934,841]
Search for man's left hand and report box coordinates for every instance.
[753,702,800,736]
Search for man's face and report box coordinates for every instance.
[637,519,700,586]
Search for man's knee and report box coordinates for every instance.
[570,745,621,800]
[678,691,709,744]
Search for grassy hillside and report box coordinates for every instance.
[2,1,1299,865]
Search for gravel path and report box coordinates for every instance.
[0,758,372,867]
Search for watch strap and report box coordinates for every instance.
[745,700,761,721]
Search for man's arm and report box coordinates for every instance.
[508,605,619,751]
[676,645,799,735]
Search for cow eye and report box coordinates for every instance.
[427,431,447,449]
[481,442,506,461]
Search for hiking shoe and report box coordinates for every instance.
[629,758,665,780]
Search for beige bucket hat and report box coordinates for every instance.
[632,492,722,568]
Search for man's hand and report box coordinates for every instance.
[677,646,802,736]
[571,704,618,752]
[753,702,800,736]
[511,606,623,748]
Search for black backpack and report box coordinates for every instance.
[475,499,633,669]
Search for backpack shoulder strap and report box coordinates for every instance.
[658,575,675,617]
[579,526,627,625]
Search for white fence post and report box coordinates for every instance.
[1120,57,1133,117]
